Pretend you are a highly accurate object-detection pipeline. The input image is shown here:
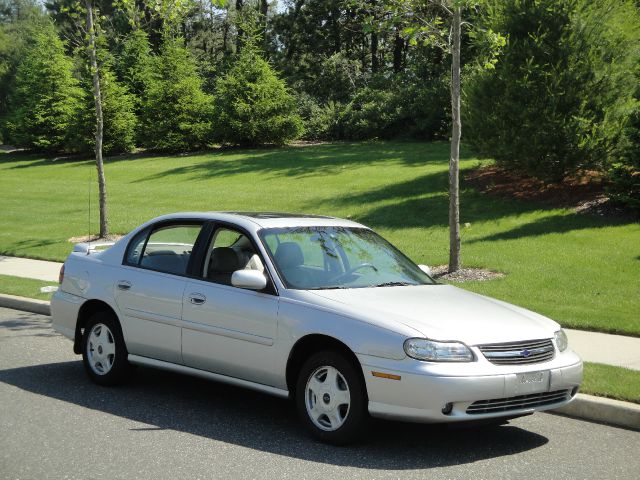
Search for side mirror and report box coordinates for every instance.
[231,269,268,290]
[418,264,432,276]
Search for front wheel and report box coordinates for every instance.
[296,351,368,445]
[81,311,132,386]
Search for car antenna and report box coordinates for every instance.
[87,157,92,255]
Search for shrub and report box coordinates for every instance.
[140,36,213,152]
[115,29,154,115]
[214,45,303,146]
[73,61,137,155]
[5,24,82,152]
[295,92,344,141]
[464,0,640,184]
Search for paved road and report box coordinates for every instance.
[1,307,638,480]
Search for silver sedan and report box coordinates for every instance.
[51,212,582,444]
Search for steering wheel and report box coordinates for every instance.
[329,263,378,283]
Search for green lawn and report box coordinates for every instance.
[0,274,55,300]
[1,141,638,335]
[582,362,640,404]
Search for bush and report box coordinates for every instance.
[295,92,343,141]
[115,29,154,116]
[214,45,303,146]
[339,76,449,141]
[140,36,213,152]
[74,61,137,155]
[464,0,640,184]
[5,24,82,151]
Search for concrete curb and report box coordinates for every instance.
[553,393,640,430]
[0,294,50,316]
[0,296,638,430]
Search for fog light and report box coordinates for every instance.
[571,387,579,397]
[442,402,453,415]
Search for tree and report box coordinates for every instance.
[85,0,109,237]
[0,0,49,142]
[214,36,303,146]
[5,22,82,151]
[140,35,214,152]
[73,58,137,155]
[385,0,504,273]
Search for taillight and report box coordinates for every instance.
[59,264,65,284]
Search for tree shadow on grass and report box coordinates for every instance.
[327,169,636,237]
[2,141,457,176]
[467,212,635,243]
[132,141,459,181]
[0,359,549,469]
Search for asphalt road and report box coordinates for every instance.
[1,307,638,480]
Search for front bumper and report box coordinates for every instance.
[359,350,583,423]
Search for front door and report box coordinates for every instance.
[181,225,280,386]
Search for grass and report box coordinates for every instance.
[582,362,640,404]
[0,274,55,300]
[0,141,638,335]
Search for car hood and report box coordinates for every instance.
[307,285,559,346]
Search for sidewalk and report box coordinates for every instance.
[0,255,639,371]
[0,255,60,282]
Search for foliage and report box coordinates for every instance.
[4,22,82,151]
[464,0,640,185]
[73,59,137,155]
[295,92,343,141]
[214,42,303,146]
[0,0,50,141]
[140,36,214,152]
[114,28,154,113]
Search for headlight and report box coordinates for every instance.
[554,329,568,352]
[404,338,474,362]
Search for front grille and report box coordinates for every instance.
[466,390,570,415]
[478,338,555,365]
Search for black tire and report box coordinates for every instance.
[81,311,132,386]
[295,350,368,445]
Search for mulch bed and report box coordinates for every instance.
[465,165,632,218]
[430,265,505,283]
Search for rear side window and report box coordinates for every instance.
[126,224,202,276]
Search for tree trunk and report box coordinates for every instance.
[371,30,379,73]
[448,6,461,273]
[235,0,244,53]
[86,0,108,238]
[393,30,404,73]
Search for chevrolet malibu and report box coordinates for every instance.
[51,212,582,444]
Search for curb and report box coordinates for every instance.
[0,295,638,431]
[552,393,640,430]
[0,293,50,316]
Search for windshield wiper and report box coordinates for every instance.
[372,281,414,287]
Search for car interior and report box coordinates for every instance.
[204,230,264,286]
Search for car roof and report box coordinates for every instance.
[144,211,367,231]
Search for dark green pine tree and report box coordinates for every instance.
[214,39,303,146]
[74,58,138,155]
[140,35,214,152]
[6,22,82,152]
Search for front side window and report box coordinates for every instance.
[203,227,265,286]
[128,224,201,275]
[260,226,435,290]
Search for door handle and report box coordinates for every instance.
[117,281,132,291]
[189,293,206,305]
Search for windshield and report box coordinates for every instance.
[259,226,436,290]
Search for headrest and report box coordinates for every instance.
[209,247,241,274]
[274,242,304,269]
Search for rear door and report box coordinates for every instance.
[181,224,280,386]
[114,221,204,364]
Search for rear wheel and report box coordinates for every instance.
[82,311,131,386]
[296,351,368,445]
